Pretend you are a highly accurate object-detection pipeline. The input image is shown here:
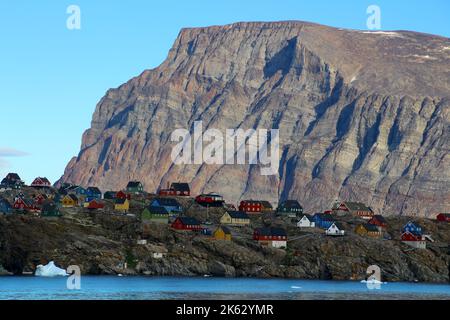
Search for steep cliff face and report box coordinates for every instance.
[60,21,450,217]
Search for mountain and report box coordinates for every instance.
[59,21,450,217]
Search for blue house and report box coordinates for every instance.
[402,221,423,236]
[86,187,102,201]
[150,197,183,214]
[0,197,12,215]
[313,213,335,229]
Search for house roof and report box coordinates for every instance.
[1,173,23,186]
[331,222,344,230]
[152,197,181,207]
[279,200,302,209]
[260,201,273,208]
[67,186,85,193]
[5,173,21,181]
[404,220,422,228]
[146,206,170,215]
[371,215,387,224]
[126,181,142,188]
[177,217,200,225]
[226,210,249,219]
[19,198,35,207]
[241,200,261,205]
[314,213,334,221]
[220,226,231,234]
[87,187,102,194]
[254,227,287,237]
[171,182,190,192]
[363,223,379,232]
[206,192,222,197]
[343,202,372,212]
[67,194,78,201]
[32,177,51,185]
[300,214,314,220]
[115,198,128,205]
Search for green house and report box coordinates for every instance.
[277,200,303,217]
[126,181,144,194]
[41,201,61,217]
[141,206,169,223]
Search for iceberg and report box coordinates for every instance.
[361,279,386,284]
[35,261,68,277]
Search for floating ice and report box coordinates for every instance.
[361,279,386,284]
[35,261,68,277]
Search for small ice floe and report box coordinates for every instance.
[35,261,68,277]
[361,279,386,285]
[291,286,302,289]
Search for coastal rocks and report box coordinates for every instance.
[58,21,450,217]
[0,213,449,283]
[208,261,236,277]
[0,264,12,276]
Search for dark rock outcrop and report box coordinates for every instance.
[0,211,449,282]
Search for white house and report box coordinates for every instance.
[297,214,315,228]
[270,240,287,249]
[326,222,345,236]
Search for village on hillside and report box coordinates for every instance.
[1,172,449,254]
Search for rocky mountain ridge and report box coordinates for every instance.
[59,21,450,217]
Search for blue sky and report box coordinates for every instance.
[0,0,449,185]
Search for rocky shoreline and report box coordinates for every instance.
[1,207,449,283]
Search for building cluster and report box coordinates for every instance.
[1,173,447,251]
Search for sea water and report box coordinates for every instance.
[0,276,449,300]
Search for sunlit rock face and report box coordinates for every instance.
[59,21,450,217]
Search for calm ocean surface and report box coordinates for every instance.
[0,276,449,300]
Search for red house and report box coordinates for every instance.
[253,227,287,241]
[31,177,51,188]
[171,217,203,231]
[333,201,374,219]
[13,197,40,213]
[116,191,131,200]
[401,231,426,249]
[171,183,190,196]
[86,200,105,210]
[158,188,177,196]
[33,193,48,205]
[239,200,262,214]
[368,215,388,228]
[436,213,450,222]
[253,227,288,248]
[195,193,224,207]
[401,231,423,242]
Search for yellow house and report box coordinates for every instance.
[62,194,78,208]
[214,226,232,241]
[115,198,130,212]
[220,211,250,226]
